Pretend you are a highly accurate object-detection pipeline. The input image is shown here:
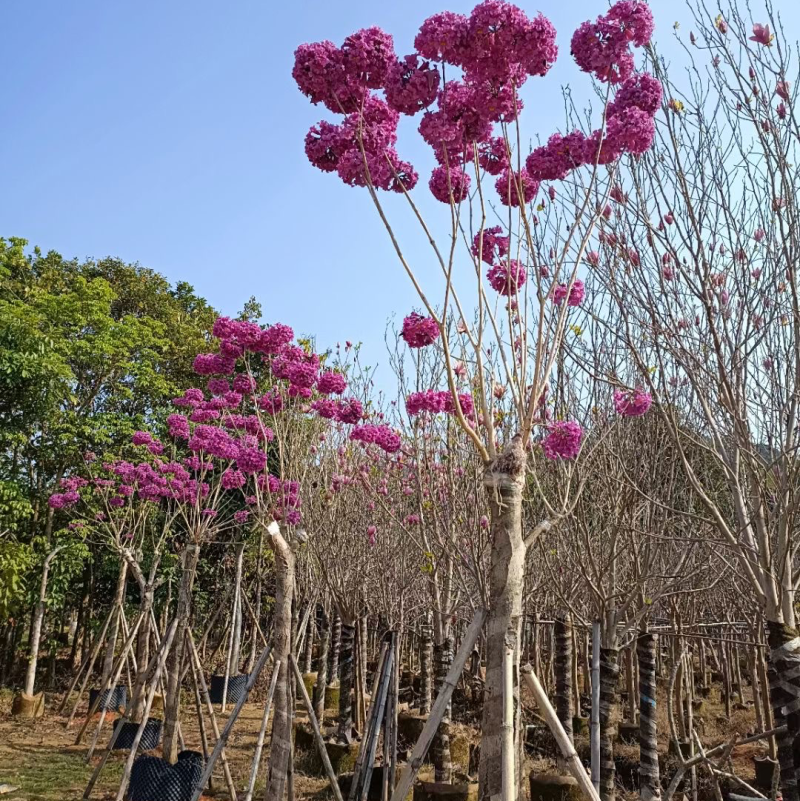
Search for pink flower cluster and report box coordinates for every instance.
[487,260,527,296]
[527,73,659,182]
[571,1,653,85]
[295,2,559,204]
[131,430,165,455]
[613,388,652,417]
[406,390,475,418]
[296,31,419,193]
[350,424,402,453]
[472,226,510,264]
[542,420,583,460]
[495,168,539,207]
[553,279,585,307]
[310,397,364,424]
[401,313,440,348]
[317,371,347,395]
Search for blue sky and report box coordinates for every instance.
[1,0,786,379]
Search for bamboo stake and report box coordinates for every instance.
[349,642,389,801]
[110,619,179,801]
[290,653,345,801]
[78,611,144,748]
[521,666,600,801]
[502,641,515,801]
[186,631,240,801]
[60,606,114,718]
[360,645,394,801]
[82,618,178,800]
[189,642,272,801]
[243,661,281,801]
[389,608,487,801]
[188,646,214,794]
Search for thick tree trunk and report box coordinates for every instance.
[766,620,800,801]
[24,547,62,696]
[337,620,356,743]
[637,633,660,801]
[420,620,434,715]
[129,589,154,722]
[264,524,295,801]
[314,609,330,721]
[100,561,129,690]
[432,637,454,782]
[162,543,200,763]
[599,647,620,801]
[478,435,527,801]
[329,610,342,684]
[554,612,573,743]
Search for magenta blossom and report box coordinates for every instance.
[401,313,440,348]
[472,226,510,265]
[613,388,652,417]
[429,165,471,203]
[487,260,527,296]
[350,424,402,453]
[317,371,347,395]
[542,420,583,460]
[553,279,585,307]
[495,168,539,207]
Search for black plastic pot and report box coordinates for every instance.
[128,749,204,801]
[88,684,127,712]
[208,673,248,705]
[112,717,163,751]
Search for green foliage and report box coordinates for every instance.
[0,236,217,543]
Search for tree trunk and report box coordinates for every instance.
[162,543,200,763]
[337,620,356,743]
[637,633,660,801]
[24,547,62,696]
[304,607,316,675]
[554,612,573,743]
[766,620,800,801]
[314,608,330,721]
[432,637,454,782]
[229,543,245,678]
[478,435,527,801]
[129,589,154,722]
[599,647,620,801]
[264,524,295,801]
[420,620,434,715]
[329,610,342,684]
[100,561,129,691]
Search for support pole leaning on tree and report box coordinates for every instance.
[390,608,487,801]
[189,642,272,801]
[521,665,601,801]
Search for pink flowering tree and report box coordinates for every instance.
[582,6,800,797]
[293,1,660,790]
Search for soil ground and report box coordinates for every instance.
[0,671,771,801]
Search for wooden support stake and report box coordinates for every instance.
[521,665,600,801]
[189,642,272,801]
[244,660,281,801]
[389,608,487,801]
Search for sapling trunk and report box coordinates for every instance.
[554,612,573,742]
[314,609,330,721]
[432,637,454,782]
[24,547,62,696]
[637,633,660,801]
[420,620,433,714]
[599,647,620,801]
[304,608,316,675]
[264,524,295,801]
[162,543,200,763]
[100,561,128,692]
[229,542,245,677]
[337,620,356,743]
[330,610,342,683]
[478,435,527,801]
